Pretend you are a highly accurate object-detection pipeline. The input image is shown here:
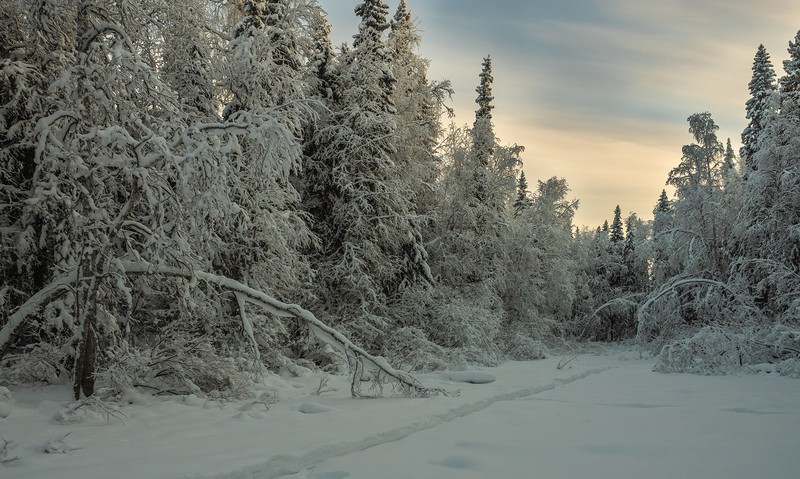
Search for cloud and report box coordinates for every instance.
[316,0,800,226]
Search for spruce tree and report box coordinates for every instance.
[513,171,533,217]
[307,9,337,101]
[731,29,800,320]
[387,0,443,217]
[307,0,432,347]
[741,44,776,171]
[471,56,495,207]
[609,205,625,244]
[651,189,675,287]
[723,138,738,186]
[221,0,315,300]
[780,30,800,95]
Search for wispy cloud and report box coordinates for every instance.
[318,0,800,226]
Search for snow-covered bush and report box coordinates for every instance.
[0,341,72,386]
[381,327,451,372]
[426,286,504,366]
[43,433,81,454]
[654,326,753,374]
[501,332,546,361]
[776,358,800,378]
[653,323,800,376]
[97,334,251,399]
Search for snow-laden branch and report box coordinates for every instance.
[636,276,764,342]
[121,262,447,398]
[0,263,446,397]
[0,271,79,360]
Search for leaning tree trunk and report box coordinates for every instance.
[1,261,449,399]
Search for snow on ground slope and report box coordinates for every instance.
[1,351,799,479]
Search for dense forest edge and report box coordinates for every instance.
[1,0,798,401]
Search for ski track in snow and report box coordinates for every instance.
[185,367,612,479]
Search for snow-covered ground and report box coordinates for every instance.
[2,350,799,479]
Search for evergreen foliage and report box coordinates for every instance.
[741,44,776,170]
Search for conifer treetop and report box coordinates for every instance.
[475,55,494,121]
[392,0,412,30]
[354,0,390,48]
[780,30,800,93]
[741,43,777,166]
[610,205,624,244]
[655,189,671,214]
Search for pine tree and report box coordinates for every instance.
[513,171,533,217]
[651,189,675,287]
[731,29,800,320]
[723,138,738,186]
[307,0,432,347]
[220,0,315,300]
[655,189,671,216]
[609,205,624,244]
[741,44,776,171]
[780,30,800,95]
[471,56,495,207]
[307,9,337,101]
[387,0,443,217]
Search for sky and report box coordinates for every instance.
[316,0,800,228]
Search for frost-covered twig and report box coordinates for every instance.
[57,389,127,425]
[557,354,580,370]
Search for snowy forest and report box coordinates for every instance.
[1,0,799,402]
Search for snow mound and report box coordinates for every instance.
[0,437,20,464]
[298,402,335,414]
[0,386,12,419]
[441,371,496,384]
[43,432,81,454]
[234,410,268,420]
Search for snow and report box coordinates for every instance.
[2,351,799,479]
[440,371,496,384]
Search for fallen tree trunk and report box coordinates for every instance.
[1,262,447,398]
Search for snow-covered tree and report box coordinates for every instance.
[0,0,334,398]
[161,0,219,118]
[609,205,624,245]
[729,29,800,324]
[387,0,446,217]
[741,44,777,171]
[470,56,496,208]
[305,0,433,349]
[722,138,739,186]
[666,112,728,279]
[780,30,800,94]
[513,171,533,217]
[650,189,676,286]
[424,57,523,364]
[502,176,578,355]
[219,0,316,299]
